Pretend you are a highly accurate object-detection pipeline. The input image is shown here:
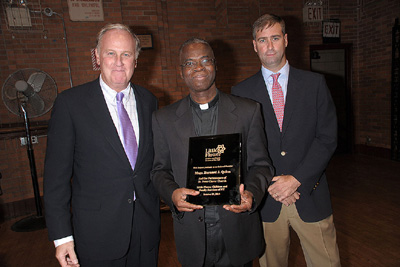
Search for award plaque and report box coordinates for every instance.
[186,133,241,206]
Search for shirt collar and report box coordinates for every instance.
[99,75,132,103]
[190,89,220,110]
[261,60,290,81]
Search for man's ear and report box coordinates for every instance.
[284,34,288,48]
[179,67,184,80]
[95,48,100,65]
[253,40,258,53]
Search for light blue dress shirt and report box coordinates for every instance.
[261,60,290,104]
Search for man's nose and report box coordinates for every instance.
[193,61,205,71]
[115,55,123,65]
[266,39,273,49]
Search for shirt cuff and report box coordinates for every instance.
[54,235,74,247]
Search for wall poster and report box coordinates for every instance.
[67,0,104,21]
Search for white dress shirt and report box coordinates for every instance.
[100,75,140,146]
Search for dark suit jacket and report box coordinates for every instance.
[43,78,160,261]
[232,67,337,223]
[151,92,273,266]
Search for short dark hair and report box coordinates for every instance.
[96,23,141,59]
[252,14,286,40]
[179,37,213,59]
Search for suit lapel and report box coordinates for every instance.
[281,66,299,137]
[133,84,150,172]
[253,71,282,135]
[217,93,237,134]
[86,80,131,169]
[174,96,196,145]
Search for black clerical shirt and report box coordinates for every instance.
[189,90,221,224]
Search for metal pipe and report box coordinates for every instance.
[43,8,73,87]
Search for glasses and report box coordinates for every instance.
[181,58,215,69]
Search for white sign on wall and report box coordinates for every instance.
[6,7,32,27]
[323,21,340,38]
[303,6,323,22]
[322,20,341,43]
[67,0,104,21]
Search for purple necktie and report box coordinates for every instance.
[116,92,138,170]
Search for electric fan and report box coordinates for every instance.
[2,68,57,232]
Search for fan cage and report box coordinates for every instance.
[2,68,57,118]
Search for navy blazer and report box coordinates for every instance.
[44,78,160,260]
[232,67,337,223]
[151,92,273,266]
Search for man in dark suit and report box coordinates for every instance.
[44,24,160,267]
[232,14,341,267]
[151,38,273,267]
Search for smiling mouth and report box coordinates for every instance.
[193,75,207,79]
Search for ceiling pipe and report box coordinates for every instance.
[43,7,73,87]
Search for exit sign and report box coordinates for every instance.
[303,6,323,22]
[322,20,341,43]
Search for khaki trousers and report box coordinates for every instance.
[259,204,341,267]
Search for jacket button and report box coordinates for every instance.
[128,199,132,204]
[281,151,286,156]
[198,217,203,222]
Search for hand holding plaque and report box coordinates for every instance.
[223,184,253,213]
[186,133,241,206]
[172,187,203,212]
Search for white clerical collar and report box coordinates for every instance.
[199,103,209,110]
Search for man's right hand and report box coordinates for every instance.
[55,241,79,267]
[172,188,203,212]
[281,191,301,206]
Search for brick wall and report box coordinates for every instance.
[353,0,399,151]
[0,0,399,219]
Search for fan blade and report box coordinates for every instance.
[15,80,45,113]
[27,72,46,92]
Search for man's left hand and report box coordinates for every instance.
[223,184,253,213]
[268,175,301,203]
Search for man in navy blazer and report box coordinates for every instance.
[232,14,341,267]
[152,38,273,267]
[44,24,160,267]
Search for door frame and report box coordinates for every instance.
[310,43,353,153]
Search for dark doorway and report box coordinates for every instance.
[310,44,353,154]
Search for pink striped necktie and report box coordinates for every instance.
[116,92,138,170]
[271,73,284,131]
